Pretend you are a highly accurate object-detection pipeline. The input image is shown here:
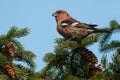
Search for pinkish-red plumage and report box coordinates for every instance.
[52,10,110,41]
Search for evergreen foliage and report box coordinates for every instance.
[40,20,120,80]
[0,27,36,80]
[100,20,120,80]
[40,34,101,79]
[1,20,120,80]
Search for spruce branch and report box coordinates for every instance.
[101,55,108,70]
[6,26,30,39]
[10,39,24,50]
[14,50,36,69]
[110,20,120,30]
[43,52,55,63]
[111,52,120,66]
[100,32,112,46]
[0,53,7,66]
[100,40,120,52]
[81,33,100,47]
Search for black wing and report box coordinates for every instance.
[60,18,98,29]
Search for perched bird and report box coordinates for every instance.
[52,10,110,42]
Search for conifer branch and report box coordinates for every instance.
[100,40,120,52]
[6,26,30,39]
[14,50,36,69]
[81,33,100,47]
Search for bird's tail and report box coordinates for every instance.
[94,28,111,33]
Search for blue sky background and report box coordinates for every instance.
[0,0,120,71]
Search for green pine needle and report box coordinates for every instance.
[6,26,30,39]
[81,33,100,47]
[100,40,120,52]
[110,20,120,30]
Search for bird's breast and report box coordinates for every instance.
[57,25,71,39]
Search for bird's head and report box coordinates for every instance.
[52,10,71,22]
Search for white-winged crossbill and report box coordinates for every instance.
[52,10,110,41]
